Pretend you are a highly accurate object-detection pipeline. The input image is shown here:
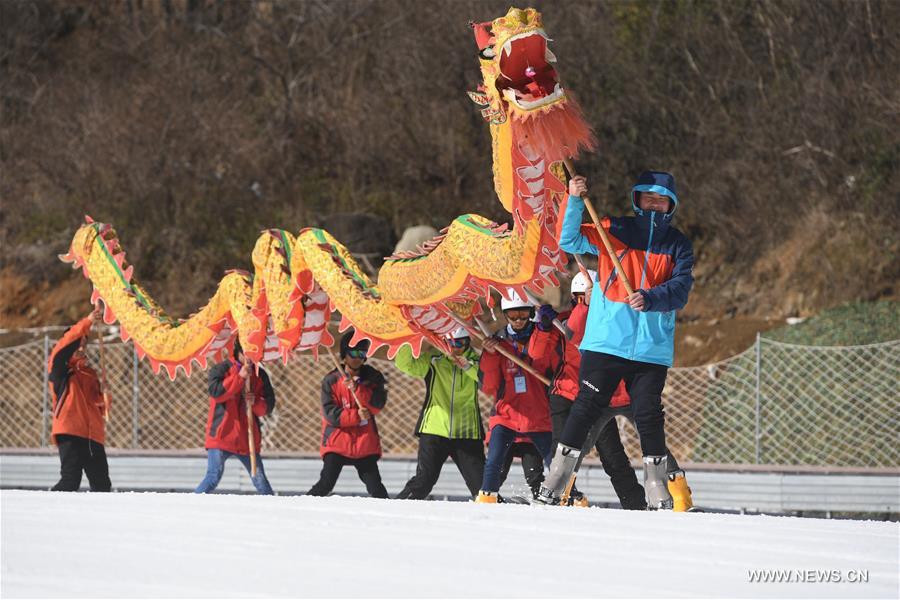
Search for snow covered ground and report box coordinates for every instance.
[1,490,897,598]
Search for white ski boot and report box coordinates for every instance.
[643,455,674,510]
[533,443,580,505]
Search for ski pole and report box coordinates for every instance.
[563,159,635,296]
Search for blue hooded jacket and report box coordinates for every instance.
[558,171,694,366]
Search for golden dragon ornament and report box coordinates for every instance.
[61,7,596,379]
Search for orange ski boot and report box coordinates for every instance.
[475,490,499,504]
[667,470,694,512]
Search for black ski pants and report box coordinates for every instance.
[561,351,669,457]
[307,453,388,498]
[51,434,111,492]
[551,394,644,509]
[396,434,485,500]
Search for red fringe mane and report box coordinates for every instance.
[509,95,597,164]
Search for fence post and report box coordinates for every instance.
[755,332,761,464]
[132,345,140,448]
[41,335,50,447]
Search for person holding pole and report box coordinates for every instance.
[552,269,695,510]
[474,289,563,504]
[529,269,645,508]
[536,171,694,510]
[195,340,275,495]
[307,330,389,498]
[47,306,111,492]
[394,327,485,500]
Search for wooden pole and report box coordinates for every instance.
[472,317,493,339]
[96,324,112,423]
[446,313,550,386]
[523,289,572,340]
[426,335,474,369]
[323,344,364,409]
[242,357,257,478]
[573,254,590,279]
[563,159,635,296]
[560,472,578,506]
[405,315,478,370]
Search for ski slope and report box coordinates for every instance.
[1,490,897,598]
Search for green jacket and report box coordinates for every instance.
[395,345,484,440]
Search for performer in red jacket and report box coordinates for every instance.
[475,289,564,503]
[47,306,111,492]
[195,340,276,494]
[307,330,389,498]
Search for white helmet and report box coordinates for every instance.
[571,270,597,294]
[446,326,470,340]
[499,288,535,312]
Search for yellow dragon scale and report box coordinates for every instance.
[61,7,595,378]
[378,214,542,304]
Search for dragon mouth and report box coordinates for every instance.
[497,30,562,111]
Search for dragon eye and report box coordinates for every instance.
[479,45,496,60]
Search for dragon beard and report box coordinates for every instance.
[509,95,597,164]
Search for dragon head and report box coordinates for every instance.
[469,7,595,164]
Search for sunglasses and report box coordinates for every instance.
[505,309,533,321]
[346,349,367,359]
[448,338,470,348]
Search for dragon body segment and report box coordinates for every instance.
[61,7,595,379]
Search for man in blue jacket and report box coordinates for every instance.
[536,171,694,509]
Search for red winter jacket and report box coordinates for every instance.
[531,303,630,407]
[204,361,275,455]
[319,364,387,459]
[47,316,106,445]
[478,325,562,434]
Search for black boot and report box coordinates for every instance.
[619,484,648,510]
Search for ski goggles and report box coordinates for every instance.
[448,338,470,349]
[346,348,368,359]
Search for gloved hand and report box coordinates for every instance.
[536,304,558,332]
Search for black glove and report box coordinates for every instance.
[536,304,558,332]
